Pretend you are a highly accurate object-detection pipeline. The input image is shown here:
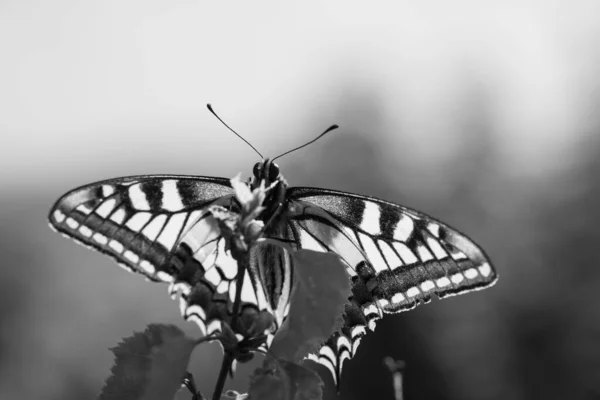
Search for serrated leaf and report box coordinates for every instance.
[248,356,323,400]
[222,390,249,400]
[98,324,196,400]
[269,250,351,361]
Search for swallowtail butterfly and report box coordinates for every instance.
[48,110,497,386]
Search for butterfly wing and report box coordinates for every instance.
[48,175,235,281]
[286,187,497,385]
[49,175,293,346]
[171,216,294,342]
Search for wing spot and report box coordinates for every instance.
[427,222,441,237]
[350,325,366,339]
[102,185,115,197]
[156,271,174,282]
[79,225,93,237]
[185,304,207,320]
[125,212,152,232]
[207,320,222,335]
[93,233,108,245]
[240,272,258,305]
[377,298,390,310]
[451,273,465,284]
[161,180,185,211]
[319,346,337,365]
[140,260,156,274]
[361,302,379,318]
[204,267,221,286]
[352,337,363,356]
[108,240,124,253]
[361,201,382,235]
[436,276,451,287]
[216,240,237,280]
[465,268,478,279]
[393,215,414,241]
[75,204,93,215]
[367,319,378,331]
[66,217,79,229]
[339,351,351,370]
[407,287,420,298]
[421,280,435,292]
[178,296,187,316]
[393,242,419,264]
[478,263,492,277]
[416,245,434,262]
[170,282,191,297]
[110,208,127,224]
[337,336,352,352]
[216,281,229,294]
[53,209,66,223]
[129,184,151,211]
[187,315,207,336]
[96,198,117,218]
[426,237,448,259]
[314,352,337,385]
[124,250,139,264]
[391,292,406,304]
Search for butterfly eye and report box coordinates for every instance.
[269,163,280,181]
[253,163,260,178]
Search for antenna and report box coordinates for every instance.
[272,124,339,162]
[206,104,263,158]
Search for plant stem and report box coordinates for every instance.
[230,254,248,332]
[212,352,234,400]
[212,252,249,400]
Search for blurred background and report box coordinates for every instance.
[1,1,599,399]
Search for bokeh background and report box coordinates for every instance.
[2,1,600,399]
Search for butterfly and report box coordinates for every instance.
[48,108,497,387]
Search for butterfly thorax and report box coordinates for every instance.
[251,159,288,230]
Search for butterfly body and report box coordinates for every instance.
[250,158,287,226]
[49,159,497,386]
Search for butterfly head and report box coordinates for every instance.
[251,158,282,189]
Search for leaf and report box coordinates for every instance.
[221,390,249,400]
[269,250,351,361]
[98,324,196,400]
[248,356,323,400]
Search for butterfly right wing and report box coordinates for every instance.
[286,187,497,386]
[48,175,235,282]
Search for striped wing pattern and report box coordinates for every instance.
[49,175,294,348]
[49,175,235,282]
[286,187,497,386]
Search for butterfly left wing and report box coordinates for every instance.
[285,187,497,385]
[49,174,293,349]
[48,175,235,282]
